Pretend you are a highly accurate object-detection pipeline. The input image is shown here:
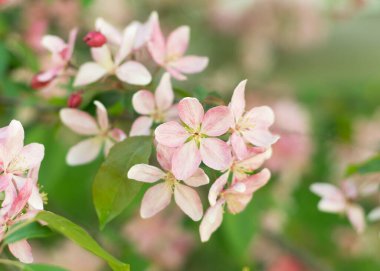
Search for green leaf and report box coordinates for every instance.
[23,264,69,271]
[4,222,53,245]
[346,154,380,176]
[93,136,153,229]
[36,211,129,271]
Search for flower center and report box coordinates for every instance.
[164,172,178,191]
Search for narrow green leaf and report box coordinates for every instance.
[36,211,129,271]
[346,154,380,176]
[93,136,153,229]
[4,222,53,245]
[23,264,69,271]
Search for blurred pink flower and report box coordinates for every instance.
[128,144,209,221]
[60,101,126,165]
[155,97,233,180]
[148,14,208,80]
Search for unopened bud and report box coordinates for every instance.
[31,72,54,90]
[83,31,107,47]
[68,92,83,108]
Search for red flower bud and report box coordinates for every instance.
[83,31,107,47]
[31,72,54,90]
[68,92,83,108]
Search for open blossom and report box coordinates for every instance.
[148,14,209,80]
[229,80,279,160]
[60,101,126,166]
[0,120,46,263]
[155,97,233,180]
[31,28,77,95]
[200,168,271,242]
[128,144,209,221]
[131,73,177,136]
[73,18,152,87]
[310,181,366,233]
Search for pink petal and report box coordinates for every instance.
[200,138,232,171]
[156,144,176,171]
[154,121,188,147]
[95,17,122,45]
[167,26,189,57]
[130,116,153,136]
[8,240,33,264]
[178,97,204,129]
[66,138,103,166]
[164,104,178,121]
[9,179,33,217]
[318,199,346,213]
[347,204,366,233]
[225,193,252,214]
[174,183,203,221]
[183,168,209,187]
[172,141,202,180]
[170,55,209,74]
[208,172,228,206]
[94,101,109,132]
[115,23,138,65]
[73,62,107,87]
[166,66,187,81]
[65,28,78,61]
[244,106,275,128]
[116,61,152,86]
[310,183,345,201]
[28,183,44,210]
[0,175,10,192]
[155,73,174,111]
[241,168,271,194]
[14,143,45,171]
[41,35,66,55]
[0,120,24,167]
[128,164,165,183]
[147,13,166,65]
[133,11,156,49]
[60,109,99,135]
[201,106,233,136]
[199,200,224,242]
[235,152,270,176]
[242,128,279,148]
[368,207,380,221]
[229,80,247,122]
[140,183,172,218]
[230,132,248,160]
[132,90,155,115]
[91,45,114,70]
[108,128,127,142]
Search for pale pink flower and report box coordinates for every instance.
[128,144,209,221]
[155,97,233,180]
[310,181,366,233]
[60,101,126,166]
[131,73,177,136]
[368,207,380,222]
[74,19,152,87]
[229,80,279,160]
[200,168,271,242]
[148,14,209,80]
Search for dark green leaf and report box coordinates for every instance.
[4,222,53,245]
[346,154,380,176]
[36,211,129,271]
[93,136,153,229]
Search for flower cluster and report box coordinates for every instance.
[0,120,45,263]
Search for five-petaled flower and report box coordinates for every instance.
[60,101,126,166]
[155,97,233,180]
[128,144,209,221]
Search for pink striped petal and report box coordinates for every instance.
[66,138,103,166]
[167,26,190,57]
[130,116,153,136]
[156,144,176,171]
[91,45,114,70]
[8,240,33,263]
[0,120,24,167]
[0,175,10,192]
[242,128,279,148]
[230,132,248,160]
[73,62,107,87]
[229,80,247,122]
[155,73,174,111]
[174,183,203,221]
[154,121,188,147]
[200,138,232,171]
[172,141,202,180]
[94,101,109,132]
[147,13,166,65]
[170,56,209,74]
[242,168,271,194]
[60,109,99,135]
[116,61,152,86]
[128,164,165,183]
[183,168,209,187]
[178,97,204,129]
[14,143,44,171]
[140,183,172,218]
[9,179,33,217]
[132,90,155,115]
[208,172,228,206]
[199,200,224,242]
[347,204,366,233]
[201,106,233,136]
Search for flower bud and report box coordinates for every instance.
[68,92,83,108]
[31,72,53,90]
[83,31,107,47]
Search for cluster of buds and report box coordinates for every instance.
[0,120,45,263]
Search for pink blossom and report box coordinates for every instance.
[310,181,366,233]
[229,80,279,160]
[74,19,152,87]
[131,73,177,136]
[60,101,126,166]
[128,144,209,221]
[148,14,209,80]
[200,168,271,242]
[155,97,233,180]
